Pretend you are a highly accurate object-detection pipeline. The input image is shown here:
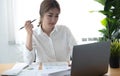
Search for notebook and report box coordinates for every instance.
[49,41,110,76]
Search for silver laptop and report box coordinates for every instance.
[71,41,110,76]
[49,41,110,76]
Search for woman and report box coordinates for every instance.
[24,0,76,64]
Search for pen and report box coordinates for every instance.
[19,19,36,30]
[23,65,29,70]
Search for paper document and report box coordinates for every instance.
[41,62,71,76]
[18,70,42,76]
[42,62,69,70]
[1,63,28,75]
[16,63,41,76]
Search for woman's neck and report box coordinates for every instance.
[41,25,54,36]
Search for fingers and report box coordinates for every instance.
[24,20,33,34]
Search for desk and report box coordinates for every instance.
[107,67,120,76]
[0,64,14,74]
[0,64,120,76]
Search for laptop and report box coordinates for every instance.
[71,41,110,76]
[49,41,110,76]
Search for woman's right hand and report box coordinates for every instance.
[24,20,33,35]
[24,20,33,51]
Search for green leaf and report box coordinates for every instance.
[101,18,107,27]
[94,0,106,5]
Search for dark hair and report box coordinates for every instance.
[39,0,60,26]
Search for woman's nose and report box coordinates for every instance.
[51,17,58,23]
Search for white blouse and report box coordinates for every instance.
[23,25,77,64]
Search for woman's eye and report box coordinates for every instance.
[48,15,52,17]
[55,15,59,18]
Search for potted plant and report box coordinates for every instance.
[94,0,120,41]
[110,40,120,68]
[94,0,120,68]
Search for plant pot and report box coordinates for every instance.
[109,56,119,68]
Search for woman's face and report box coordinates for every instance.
[42,8,60,30]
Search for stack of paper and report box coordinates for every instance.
[41,62,71,76]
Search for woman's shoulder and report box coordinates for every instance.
[32,26,41,35]
[56,25,70,31]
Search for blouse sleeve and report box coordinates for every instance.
[65,26,77,58]
[23,35,36,65]
[23,47,35,64]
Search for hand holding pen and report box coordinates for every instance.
[22,19,36,34]
[19,19,36,30]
